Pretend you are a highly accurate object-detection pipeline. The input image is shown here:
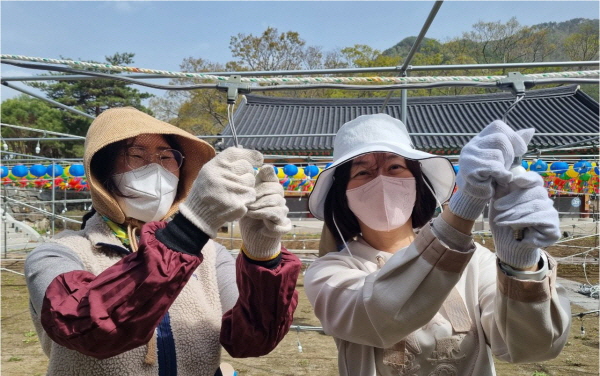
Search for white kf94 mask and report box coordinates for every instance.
[112,163,179,223]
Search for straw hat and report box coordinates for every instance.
[308,113,455,220]
[84,107,215,224]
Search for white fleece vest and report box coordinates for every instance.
[34,214,223,376]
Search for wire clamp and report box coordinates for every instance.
[497,72,535,96]
[217,75,251,104]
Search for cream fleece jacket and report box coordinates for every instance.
[304,221,571,376]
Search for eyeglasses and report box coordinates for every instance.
[123,147,184,172]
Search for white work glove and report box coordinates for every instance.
[239,166,292,261]
[449,120,534,220]
[490,171,560,269]
[179,147,263,238]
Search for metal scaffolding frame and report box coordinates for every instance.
[1,0,598,261]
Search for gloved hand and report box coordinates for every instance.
[489,171,560,269]
[239,165,292,261]
[179,147,263,238]
[449,120,535,220]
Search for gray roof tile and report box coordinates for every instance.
[219,85,599,155]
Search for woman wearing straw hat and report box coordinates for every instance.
[305,114,570,376]
[25,107,301,376]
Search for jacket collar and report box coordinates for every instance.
[84,213,132,255]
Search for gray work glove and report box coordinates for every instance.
[179,147,263,238]
[490,171,560,269]
[449,120,534,220]
[239,166,292,261]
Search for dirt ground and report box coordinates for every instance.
[1,235,598,376]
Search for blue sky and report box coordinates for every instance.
[1,1,599,102]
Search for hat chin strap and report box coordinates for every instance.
[420,163,444,215]
[332,214,354,258]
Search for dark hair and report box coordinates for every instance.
[90,134,183,199]
[323,157,437,247]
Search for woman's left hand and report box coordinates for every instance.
[489,171,560,270]
[239,166,292,261]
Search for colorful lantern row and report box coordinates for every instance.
[1,164,85,179]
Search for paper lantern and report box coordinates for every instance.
[69,164,85,177]
[293,170,306,180]
[579,173,591,182]
[573,160,592,174]
[521,160,530,170]
[453,165,460,174]
[46,164,64,177]
[565,167,578,179]
[530,160,548,173]
[0,166,7,178]
[283,164,298,177]
[325,163,333,169]
[592,166,599,176]
[550,162,569,174]
[276,168,286,179]
[304,165,320,178]
[11,165,28,178]
[30,164,47,178]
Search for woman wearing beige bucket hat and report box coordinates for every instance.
[304,113,570,375]
[24,107,301,376]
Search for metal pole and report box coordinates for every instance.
[3,184,7,258]
[401,87,408,125]
[1,81,95,120]
[1,123,86,139]
[195,132,600,138]
[51,165,55,235]
[381,1,444,113]
[1,137,85,142]
[2,58,598,78]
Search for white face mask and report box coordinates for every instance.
[346,175,416,232]
[112,163,179,223]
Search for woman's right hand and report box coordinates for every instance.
[179,147,264,238]
[448,120,534,221]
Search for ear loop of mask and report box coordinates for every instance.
[420,162,444,215]
[332,213,354,258]
[329,174,355,258]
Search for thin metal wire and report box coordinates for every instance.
[227,103,240,148]
[502,94,525,123]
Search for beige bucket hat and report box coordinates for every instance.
[84,107,216,224]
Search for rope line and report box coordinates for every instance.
[2,54,599,84]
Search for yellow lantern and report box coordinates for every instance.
[565,166,578,179]
[277,168,286,179]
[293,170,306,180]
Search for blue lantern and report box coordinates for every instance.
[550,161,569,174]
[325,162,333,169]
[573,160,592,174]
[530,160,548,173]
[453,165,459,174]
[30,164,48,178]
[304,165,320,178]
[69,164,85,177]
[521,160,530,170]
[12,165,29,177]
[46,164,64,177]
[1,166,8,178]
[283,164,298,177]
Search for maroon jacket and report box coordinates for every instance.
[40,221,301,359]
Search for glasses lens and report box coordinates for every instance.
[125,147,147,170]
[124,147,183,172]
[159,149,184,171]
